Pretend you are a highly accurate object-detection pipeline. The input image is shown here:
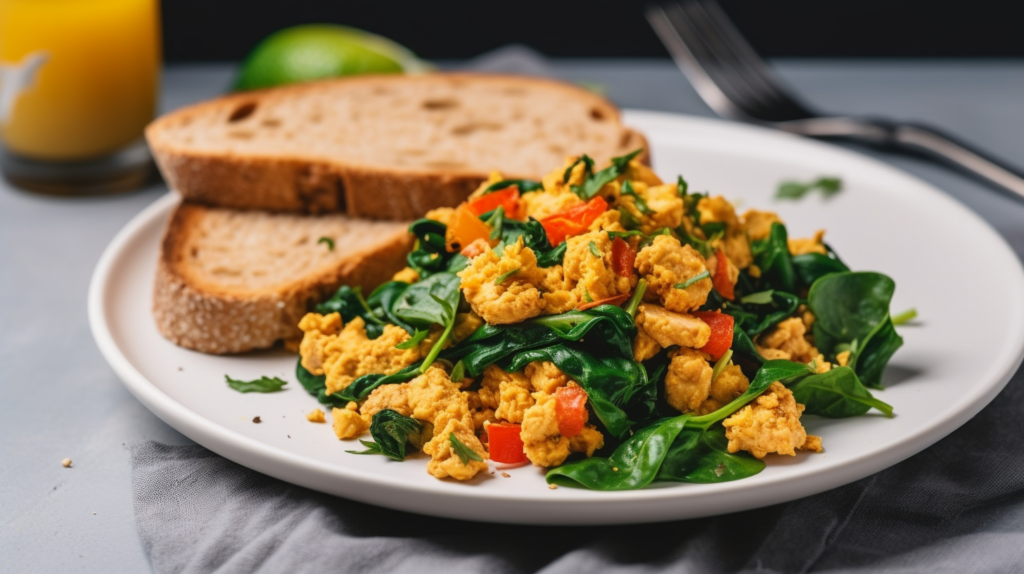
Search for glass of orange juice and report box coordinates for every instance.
[0,0,161,194]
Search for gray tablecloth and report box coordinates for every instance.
[6,47,1024,573]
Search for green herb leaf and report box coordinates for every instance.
[710,349,734,381]
[563,155,595,183]
[572,148,644,200]
[225,374,287,393]
[583,288,594,303]
[676,175,689,197]
[739,290,775,305]
[317,236,335,250]
[450,360,466,382]
[620,180,653,214]
[891,308,917,326]
[347,440,384,456]
[449,432,483,465]
[483,206,506,240]
[395,328,429,350]
[776,177,843,200]
[674,270,711,290]
[316,285,387,337]
[589,240,602,258]
[484,179,543,194]
[494,267,520,285]
[391,272,461,329]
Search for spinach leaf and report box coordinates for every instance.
[776,177,842,200]
[225,375,287,393]
[563,155,595,183]
[620,180,653,214]
[484,179,543,194]
[390,272,461,329]
[791,250,850,288]
[406,218,468,278]
[546,360,811,489]
[492,216,565,267]
[347,409,423,461]
[316,285,386,338]
[807,272,902,389]
[336,364,423,403]
[751,222,796,293]
[296,359,349,408]
[656,424,765,483]
[508,345,647,438]
[723,290,802,337]
[572,148,643,200]
[787,366,893,417]
[730,329,766,378]
[366,281,415,334]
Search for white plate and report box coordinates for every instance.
[89,111,1024,524]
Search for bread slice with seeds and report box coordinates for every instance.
[153,201,412,354]
[146,73,648,220]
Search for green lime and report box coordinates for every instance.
[233,24,427,91]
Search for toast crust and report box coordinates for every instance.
[146,73,650,220]
[152,203,413,354]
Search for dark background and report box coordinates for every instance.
[163,0,1024,62]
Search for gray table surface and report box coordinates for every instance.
[3,59,1024,572]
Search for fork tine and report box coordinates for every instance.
[646,3,756,120]
[691,0,813,121]
[647,0,814,123]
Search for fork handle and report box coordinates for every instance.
[777,117,1024,201]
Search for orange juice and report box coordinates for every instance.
[0,0,160,161]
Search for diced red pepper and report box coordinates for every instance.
[467,186,520,218]
[486,423,527,464]
[577,293,631,311]
[555,385,588,438]
[691,311,734,361]
[712,248,735,301]
[611,237,637,278]
[540,196,609,246]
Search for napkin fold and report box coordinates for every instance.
[130,48,1024,573]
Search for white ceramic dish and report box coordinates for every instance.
[89,110,1024,525]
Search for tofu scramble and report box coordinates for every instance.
[295,150,900,490]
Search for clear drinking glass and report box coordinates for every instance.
[0,0,161,194]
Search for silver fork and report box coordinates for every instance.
[646,0,1024,200]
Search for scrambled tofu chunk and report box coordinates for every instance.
[698,364,750,414]
[665,347,713,413]
[406,367,473,426]
[636,304,710,349]
[722,382,818,458]
[392,267,420,283]
[788,229,827,256]
[520,392,572,467]
[306,409,326,423]
[423,416,488,480]
[360,383,413,420]
[524,361,570,395]
[698,196,753,269]
[633,324,662,362]
[569,425,605,457]
[424,207,456,226]
[298,314,421,396]
[640,183,684,234]
[458,238,573,324]
[480,365,537,423]
[742,209,783,241]
[520,189,583,220]
[563,230,632,302]
[756,317,819,364]
[634,235,712,312]
[332,407,368,439]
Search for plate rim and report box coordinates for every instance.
[88,110,1024,524]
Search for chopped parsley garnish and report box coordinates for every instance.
[589,241,602,258]
[317,236,335,250]
[494,267,520,285]
[225,375,287,393]
[891,308,918,326]
[776,177,842,200]
[450,432,484,465]
[394,328,429,349]
[740,290,775,305]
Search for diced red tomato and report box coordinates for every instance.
[611,237,637,278]
[540,196,609,246]
[446,204,494,252]
[691,311,734,361]
[555,385,588,438]
[577,293,631,311]
[486,423,527,464]
[712,248,735,301]
[467,186,520,218]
